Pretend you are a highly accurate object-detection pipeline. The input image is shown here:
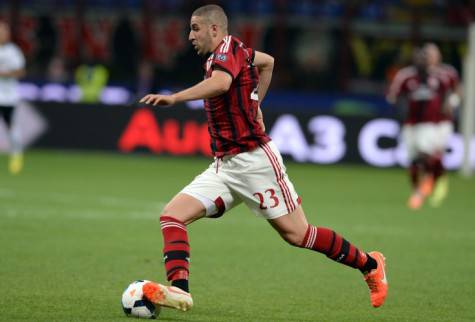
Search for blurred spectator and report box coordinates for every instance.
[0,1,470,95]
[136,60,155,99]
[46,56,69,83]
[75,53,109,103]
[34,14,57,78]
[293,27,338,90]
[111,16,138,86]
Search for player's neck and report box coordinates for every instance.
[210,33,229,52]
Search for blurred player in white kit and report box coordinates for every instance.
[0,20,26,174]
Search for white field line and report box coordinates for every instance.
[0,188,16,198]
[353,224,475,241]
[0,188,164,209]
[0,203,165,220]
[0,188,166,219]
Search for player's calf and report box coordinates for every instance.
[300,226,377,272]
[160,215,190,292]
[300,225,388,307]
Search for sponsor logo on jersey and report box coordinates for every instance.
[216,54,227,62]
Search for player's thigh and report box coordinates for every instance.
[401,125,417,161]
[179,163,240,221]
[229,141,301,220]
[436,121,453,151]
[415,123,439,155]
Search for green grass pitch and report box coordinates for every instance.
[1,150,474,321]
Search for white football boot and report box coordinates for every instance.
[142,281,193,312]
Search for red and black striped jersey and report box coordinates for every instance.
[430,63,460,121]
[433,63,460,91]
[387,66,449,124]
[203,35,270,157]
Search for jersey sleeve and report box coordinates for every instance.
[386,69,408,103]
[211,38,242,79]
[212,53,241,79]
[438,73,451,95]
[446,65,460,89]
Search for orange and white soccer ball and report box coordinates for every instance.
[121,280,160,319]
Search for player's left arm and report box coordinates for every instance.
[253,51,274,105]
[140,70,232,106]
[0,68,25,78]
[253,51,274,132]
[448,71,462,111]
[445,90,461,114]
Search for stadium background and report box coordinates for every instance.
[1,1,475,321]
[0,0,473,168]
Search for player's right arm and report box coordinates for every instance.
[386,67,411,104]
[140,70,232,106]
[0,68,25,78]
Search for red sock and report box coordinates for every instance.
[432,156,444,180]
[301,226,374,272]
[423,155,434,176]
[409,161,419,189]
[160,216,190,289]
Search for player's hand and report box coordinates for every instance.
[139,94,176,106]
[442,103,454,117]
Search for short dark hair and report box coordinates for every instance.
[192,4,228,31]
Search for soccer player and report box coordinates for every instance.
[386,48,450,209]
[423,42,461,207]
[0,20,26,174]
[139,4,388,311]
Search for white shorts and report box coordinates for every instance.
[402,122,452,160]
[181,141,300,220]
[436,121,453,151]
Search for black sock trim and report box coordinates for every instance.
[169,240,189,245]
[172,279,189,293]
[360,253,377,274]
[337,239,350,262]
[164,250,189,262]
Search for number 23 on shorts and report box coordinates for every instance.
[253,189,280,209]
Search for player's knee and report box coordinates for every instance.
[160,203,183,221]
[280,231,305,247]
[161,202,174,216]
[160,201,205,225]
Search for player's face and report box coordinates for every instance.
[189,16,213,56]
[425,46,441,66]
[0,23,10,44]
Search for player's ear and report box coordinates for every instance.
[210,24,218,37]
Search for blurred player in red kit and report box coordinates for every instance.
[138,4,388,312]
[386,48,451,209]
[423,43,462,207]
